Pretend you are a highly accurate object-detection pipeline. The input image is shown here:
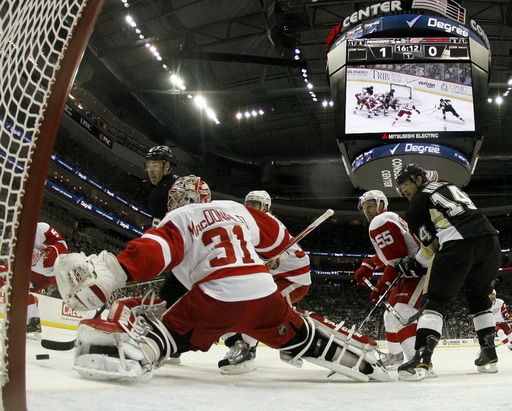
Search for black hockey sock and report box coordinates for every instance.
[477,327,496,346]
[415,329,441,350]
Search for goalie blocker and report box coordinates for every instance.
[72,296,390,382]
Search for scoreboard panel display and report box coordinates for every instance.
[346,37,469,62]
[326,7,491,197]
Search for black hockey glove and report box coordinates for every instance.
[395,257,427,278]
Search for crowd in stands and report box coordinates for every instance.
[35,117,512,344]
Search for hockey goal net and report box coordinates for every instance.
[0,1,104,410]
[390,83,413,100]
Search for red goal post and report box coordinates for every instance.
[0,2,104,410]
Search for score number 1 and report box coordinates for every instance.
[370,46,393,59]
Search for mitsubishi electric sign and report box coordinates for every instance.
[351,142,470,196]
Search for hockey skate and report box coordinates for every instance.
[218,340,256,375]
[406,118,411,122]
[26,317,42,334]
[381,352,403,368]
[398,335,438,381]
[475,334,498,373]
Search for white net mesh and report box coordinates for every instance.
[0,0,90,387]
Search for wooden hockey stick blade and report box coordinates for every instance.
[40,338,76,351]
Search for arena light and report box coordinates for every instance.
[487,97,493,103]
[496,96,503,105]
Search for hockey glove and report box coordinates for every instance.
[54,250,128,311]
[354,256,381,286]
[41,246,59,268]
[416,109,421,114]
[370,265,399,305]
[395,256,427,278]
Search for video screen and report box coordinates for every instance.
[345,62,475,134]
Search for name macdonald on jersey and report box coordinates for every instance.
[188,209,248,237]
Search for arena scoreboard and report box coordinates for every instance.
[346,37,469,62]
[326,0,491,197]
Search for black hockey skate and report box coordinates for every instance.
[398,335,438,381]
[475,334,498,373]
[218,340,256,375]
[26,317,42,333]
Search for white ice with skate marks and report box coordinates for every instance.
[346,81,475,134]
[25,327,512,410]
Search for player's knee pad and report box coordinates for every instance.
[74,296,176,381]
[279,310,390,382]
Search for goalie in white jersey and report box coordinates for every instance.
[219,190,312,374]
[354,190,429,371]
[54,175,390,382]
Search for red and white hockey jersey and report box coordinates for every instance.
[491,297,511,324]
[117,200,291,302]
[369,211,419,266]
[31,222,68,291]
[368,211,424,307]
[266,213,311,286]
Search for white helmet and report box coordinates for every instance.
[357,190,388,212]
[168,175,211,211]
[245,190,271,211]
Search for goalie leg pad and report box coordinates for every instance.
[279,313,391,382]
[74,319,154,381]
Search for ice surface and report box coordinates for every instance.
[24,327,512,411]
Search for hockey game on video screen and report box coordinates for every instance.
[345,62,475,135]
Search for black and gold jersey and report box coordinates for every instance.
[405,181,498,252]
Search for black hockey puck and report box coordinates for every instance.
[36,354,50,360]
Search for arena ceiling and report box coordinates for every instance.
[73,0,512,216]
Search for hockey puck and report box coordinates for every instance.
[36,354,50,360]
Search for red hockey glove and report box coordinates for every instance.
[41,246,59,268]
[370,285,387,305]
[395,256,426,278]
[370,265,399,305]
[354,257,380,286]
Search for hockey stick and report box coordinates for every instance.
[363,278,406,323]
[269,209,334,262]
[40,302,109,351]
[355,273,403,335]
[397,297,428,326]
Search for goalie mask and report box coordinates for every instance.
[168,175,211,211]
[245,190,271,212]
[357,190,388,212]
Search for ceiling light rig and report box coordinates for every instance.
[296,47,333,106]
[488,77,512,104]
[119,0,220,124]
[235,109,265,121]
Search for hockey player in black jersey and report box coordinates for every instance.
[438,99,464,122]
[395,164,500,381]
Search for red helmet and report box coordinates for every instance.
[168,175,211,211]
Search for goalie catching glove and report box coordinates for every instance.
[395,256,427,278]
[54,251,128,311]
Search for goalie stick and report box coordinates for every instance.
[40,302,109,351]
